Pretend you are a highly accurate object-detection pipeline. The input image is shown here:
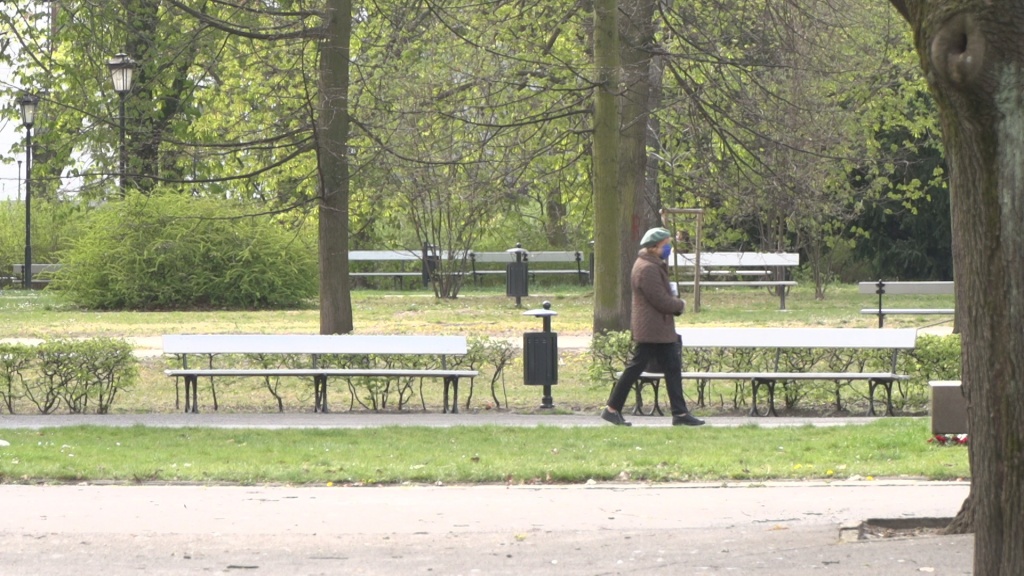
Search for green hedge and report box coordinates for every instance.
[0,338,138,414]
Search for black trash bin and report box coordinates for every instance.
[421,243,440,288]
[522,301,558,409]
[506,244,528,307]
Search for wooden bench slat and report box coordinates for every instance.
[676,327,918,349]
[686,280,796,288]
[857,281,954,295]
[348,250,421,261]
[626,371,907,381]
[166,369,479,378]
[669,251,800,268]
[860,308,955,315]
[162,334,469,355]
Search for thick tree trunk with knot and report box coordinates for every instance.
[890,1,1024,573]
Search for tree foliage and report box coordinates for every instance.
[0,0,950,317]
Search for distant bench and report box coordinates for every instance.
[10,263,62,288]
[349,249,433,289]
[163,334,477,414]
[669,252,799,310]
[618,327,917,417]
[468,249,590,286]
[859,280,954,327]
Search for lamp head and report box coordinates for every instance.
[107,53,137,94]
[18,93,39,128]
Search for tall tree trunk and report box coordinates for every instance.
[617,0,658,327]
[124,0,161,194]
[317,0,354,335]
[891,2,1024,573]
[592,0,624,333]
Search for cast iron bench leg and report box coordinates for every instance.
[750,378,778,417]
[184,375,199,413]
[868,379,894,416]
[314,375,328,413]
[442,376,459,414]
[631,377,663,416]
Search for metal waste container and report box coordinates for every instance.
[523,301,557,409]
[421,243,440,288]
[506,244,528,306]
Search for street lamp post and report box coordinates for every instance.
[19,93,39,290]
[107,53,136,196]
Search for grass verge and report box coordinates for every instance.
[0,418,967,485]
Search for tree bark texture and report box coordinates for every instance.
[891,2,1024,573]
[592,0,625,333]
[317,0,354,335]
[616,0,659,328]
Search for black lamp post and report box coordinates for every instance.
[19,93,39,290]
[107,53,136,195]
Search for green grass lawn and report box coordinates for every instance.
[0,282,965,485]
[0,419,968,485]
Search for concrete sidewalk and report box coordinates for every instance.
[0,481,972,575]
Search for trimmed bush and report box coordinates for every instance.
[53,194,317,309]
[0,338,138,414]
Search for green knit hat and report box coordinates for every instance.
[640,227,671,247]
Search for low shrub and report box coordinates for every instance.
[53,193,317,310]
[0,338,138,414]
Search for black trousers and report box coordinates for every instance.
[607,341,690,416]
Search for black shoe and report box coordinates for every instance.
[672,413,705,427]
[601,408,633,426]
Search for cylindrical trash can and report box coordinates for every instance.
[422,243,440,288]
[522,301,557,409]
[506,244,529,306]
[523,332,558,386]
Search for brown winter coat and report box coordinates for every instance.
[630,249,685,343]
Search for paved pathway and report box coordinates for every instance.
[0,412,974,575]
[0,481,972,576]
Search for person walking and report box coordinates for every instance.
[601,227,705,427]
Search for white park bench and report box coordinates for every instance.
[163,334,477,414]
[11,263,62,288]
[348,249,432,289]
[468,249,590,286]
[669,252,800,309]
[619,327,918,417]
[858,280,955,327]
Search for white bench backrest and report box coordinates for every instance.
[470,250,583,264]
[857,281,954,295]
[677,327,918,349]
[13,263,63,274]
[470,251,519,263]
[527,251,583,263]
[163,334,469,355]
[669,252,799,268]
[348,250,421,262]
